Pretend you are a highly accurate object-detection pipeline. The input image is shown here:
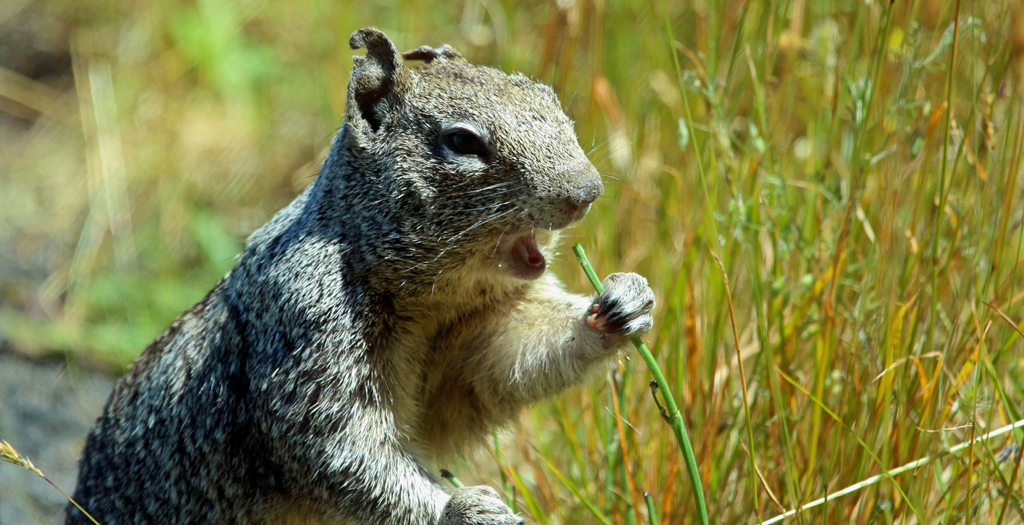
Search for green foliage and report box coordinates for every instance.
[169,0,280,123]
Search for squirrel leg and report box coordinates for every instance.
[251,378,453,524]
[470,272,655,405]
[272,416,529,524]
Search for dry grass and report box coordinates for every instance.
[1,440,100,524]
[3,0,1024,523]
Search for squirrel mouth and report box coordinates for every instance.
[501,232,547,280]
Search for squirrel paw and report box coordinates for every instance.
[586,272,655,345]
[439,486,525,525]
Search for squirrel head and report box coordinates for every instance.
[336,28,602,283]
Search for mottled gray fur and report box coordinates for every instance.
[67,28,654,525]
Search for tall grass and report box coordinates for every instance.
[3,0,1024,523]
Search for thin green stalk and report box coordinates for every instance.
[493,429,517,513]
[506,464,549,525]
[573,244,709,525]
[532,445,614,525]
[722,0,750,104]
[440,469,464,488]
[644,492,659,525]
[760,418,1024,524]
[776,368,923,523]
[926,0,963,356]
[995,434,1023,525]
[660,0,717,245]
[965,355,980,525]
[602,403,617,518]
[711,249,759,517]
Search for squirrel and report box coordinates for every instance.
[67,28,655,525]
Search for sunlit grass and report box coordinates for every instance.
[1,440,100,525]
[3,0,1024,523]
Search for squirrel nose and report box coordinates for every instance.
[570,176,604,207]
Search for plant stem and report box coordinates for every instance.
[573,243,709,525]
[758,417,1024,524]
[440,469,464,488]
[1,440,103,525]
[644,492,659,525]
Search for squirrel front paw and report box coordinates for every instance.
[586,272,655,345]
[439,486,525,525]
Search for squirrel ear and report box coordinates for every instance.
[347,28,412,132]
[401,45,467,64]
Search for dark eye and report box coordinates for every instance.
[443,126,489,156]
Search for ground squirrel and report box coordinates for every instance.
[67,28,655,525]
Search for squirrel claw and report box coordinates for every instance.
[588,273,655,342]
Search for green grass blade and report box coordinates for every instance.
[573,243,709,525]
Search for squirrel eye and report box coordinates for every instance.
[444,127,489,156]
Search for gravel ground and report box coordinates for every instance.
[0,344,116,525]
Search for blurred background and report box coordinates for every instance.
[3,0,1024,523]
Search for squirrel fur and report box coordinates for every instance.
[67,28,655,525]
